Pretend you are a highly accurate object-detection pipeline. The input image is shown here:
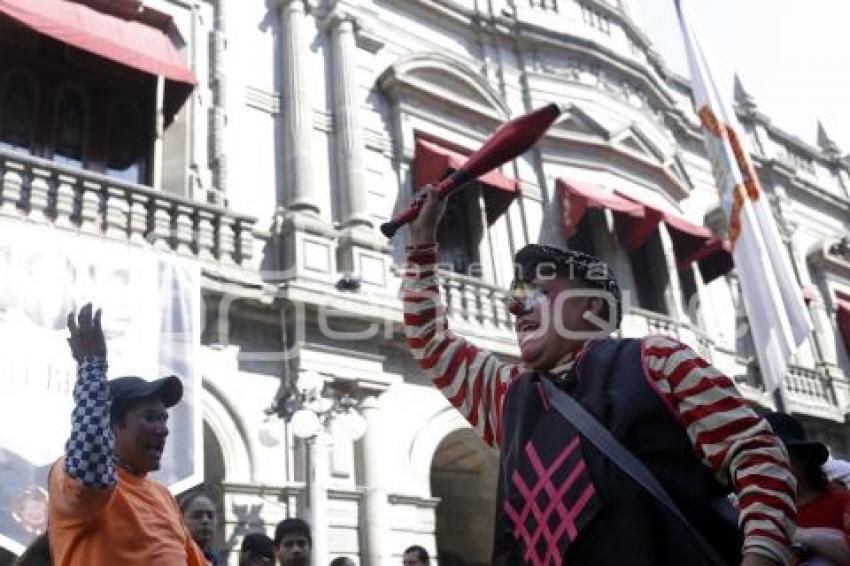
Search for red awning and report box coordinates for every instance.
[0,0,196,114]
[555,180,734,283]
[414,137,519,224]
[556,179,645,240]
[836,291,850,353]
[614,191,733,283]
[661,211,733,283]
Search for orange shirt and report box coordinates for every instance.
[48,458,206,566]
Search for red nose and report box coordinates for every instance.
[509,299,529,316]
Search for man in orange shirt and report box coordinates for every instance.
[48,304,206,565]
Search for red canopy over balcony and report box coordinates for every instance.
[557,179,646,239]
[414,137,519,224]
[0,0,196,115]
[557,180,733,283]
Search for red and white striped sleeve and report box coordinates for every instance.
[402,246,522,448]
[642,335,797,565]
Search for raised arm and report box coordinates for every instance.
[643,335,796,566]
[403,186,522,448]
[51,304,116,517]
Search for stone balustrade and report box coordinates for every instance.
[437,269,513,332]
[786,364,837,407]
[0,148,257,266]
[422,272,845,415]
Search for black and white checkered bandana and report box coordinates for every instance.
[514,244,623,329]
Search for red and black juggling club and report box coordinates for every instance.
[380,102,562,238]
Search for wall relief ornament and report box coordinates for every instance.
[531,51,665,119]
[828,237,850,262]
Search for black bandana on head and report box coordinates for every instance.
[513,244,623,329]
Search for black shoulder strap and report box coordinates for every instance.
[540,377,726,566]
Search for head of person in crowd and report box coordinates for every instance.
[329,558,355,566]
[509,245,621,372]
[823,456,850,488]
[274,518,311,566]
[402,545,430,566]
[239,532,276,566]
[180,490,217,556]
[109,373,183,474]
[763,411,830,495]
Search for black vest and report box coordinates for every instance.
[492,338,742,565]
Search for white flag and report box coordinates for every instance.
[675,0,812,393]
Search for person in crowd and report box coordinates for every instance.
[239,532,276,566]
[180,490,222,565]
[329,557,356,566]
[13,533,51,566]
[764,412,850,565]
[822,456,850,488]
[274,518,311,566]
[48,304,206,565]
[402,186,797,565]
[402,545,430,566]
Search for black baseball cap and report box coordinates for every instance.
[763,412,829,465]
[109,375,183,412]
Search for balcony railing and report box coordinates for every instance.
[425,272,845,416]
[437,269,514,332]
[785,364,837,406]
[621,306,714,360]
[0,148,257,266]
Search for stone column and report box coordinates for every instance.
[359,395,388,566]
[209,0,230,204]
[788,241,839,372]
[152,75,165,190]
[656,223,685,322]
[328,13,371,228]
[306,433,329,566]
[278,0,319,214]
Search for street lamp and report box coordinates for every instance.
[266,372,367,566]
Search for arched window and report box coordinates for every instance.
[106,101,146,183]
[53,85,88,167]
[0,71,37,152]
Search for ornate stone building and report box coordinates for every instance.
[0,0,848,564]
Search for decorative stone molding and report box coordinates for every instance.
[244,86,280,115]
[378,51,510,123]
[755,156,850,214]
[530,51,665,124]
[208,0,229,206]
[808,238,850,280]
[828,237,850,263]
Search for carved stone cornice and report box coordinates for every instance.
[808,238,850,278]
[755,156,850,213]
[828,237,850,263]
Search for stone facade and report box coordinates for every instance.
[0,1,848,565]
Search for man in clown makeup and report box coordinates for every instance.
[402,186,796,566]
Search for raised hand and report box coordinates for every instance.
[407,185,447,248]
[66,303,107,362]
